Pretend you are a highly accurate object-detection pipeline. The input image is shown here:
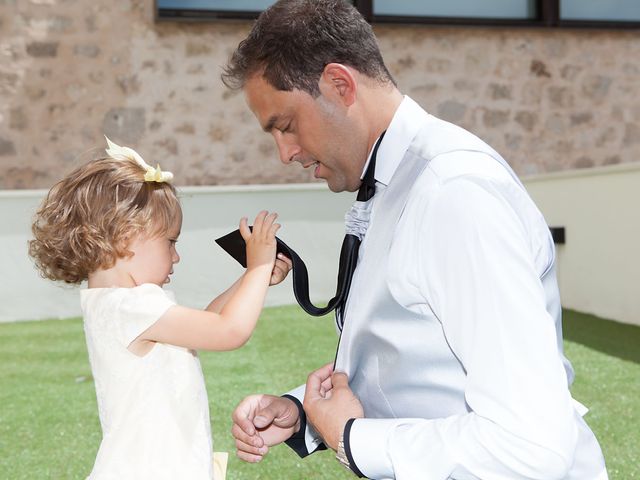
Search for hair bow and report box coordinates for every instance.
[104,135,174,183]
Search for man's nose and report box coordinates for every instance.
[274,133,301,165]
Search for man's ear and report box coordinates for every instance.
[319,63,357,107]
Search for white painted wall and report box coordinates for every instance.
[2,163,639,325]
[523,162,640,327]
[0,185,352,323]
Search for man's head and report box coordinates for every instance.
[223,0,401,193]
[221,0,395,96]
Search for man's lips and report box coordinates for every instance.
[302,161,321,177]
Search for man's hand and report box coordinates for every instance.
[270,253,293,285]
[303,363,364,451]
[231,394,300,463]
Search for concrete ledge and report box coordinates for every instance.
[2,162,639,326]
[523,162,640,326]
[523,161,640,183]
[0,184,352,322]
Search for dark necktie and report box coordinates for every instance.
[215,131,386,330]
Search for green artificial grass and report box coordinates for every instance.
[562,311,640,479]
[0,307,638,479]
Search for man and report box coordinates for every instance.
[222,1,608,479]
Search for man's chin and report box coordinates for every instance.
[329,184,359,194]
[326,182,341,193]
[324,177,355,193]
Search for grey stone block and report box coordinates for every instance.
[26,42,59,57]
[102,108,146,144]
[0,137,16,156]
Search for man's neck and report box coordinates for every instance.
[359,85,404,158]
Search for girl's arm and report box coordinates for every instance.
[134,211,282,352]
[205,275,243,314]
[206,253,292,314]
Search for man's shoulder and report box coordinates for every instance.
[407,116,505,168]
[426,151,515,185]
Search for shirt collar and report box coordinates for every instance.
[360,96,427,186]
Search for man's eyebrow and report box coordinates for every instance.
[263,114,280,132]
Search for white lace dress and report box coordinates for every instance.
[80,284,213,479]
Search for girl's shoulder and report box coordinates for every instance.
[81,284,176,317]
[81,284,177,347]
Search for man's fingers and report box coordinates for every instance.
[314,362,335,378]
[332,371,350,389]
[236,439,267,457]
[306,362,334,398]
[231,394,265,436]
[231,419,269,463]
[271,258,290,279]
[272,256,291,275]
[273,259,286,273]
[236,446,268,463]
[277,253,293,269]
[321,376,333,392]
[254,397,295,429]
[254,414,272,429]
[231,423,263,447]
[232,410,256,437]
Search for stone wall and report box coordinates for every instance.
[1,0,639,189]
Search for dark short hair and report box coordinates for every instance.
[221,0,395,96]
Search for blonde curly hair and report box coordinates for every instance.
[29,157,181,284]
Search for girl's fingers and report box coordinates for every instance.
[252,210,269,235]
[239,217,250,240]
[243,211,280,241]
[262,212,278,235]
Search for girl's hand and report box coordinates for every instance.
[270,253,292,286]
[239,211,280,271]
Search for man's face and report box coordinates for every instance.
[244,74,366,193]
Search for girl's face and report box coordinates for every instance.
[124,210,182,287]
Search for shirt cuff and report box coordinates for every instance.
[348,418,402,479]
[282,386,326,457]
[342,418,365,477]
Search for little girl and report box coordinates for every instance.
[28,138,292,479]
